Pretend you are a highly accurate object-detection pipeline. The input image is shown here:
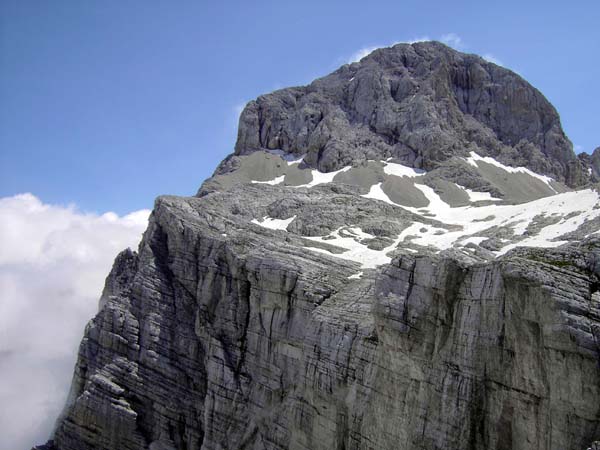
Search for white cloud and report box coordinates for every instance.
[233,102,245,121]
[350,34,467,64]
[347,46,380,64]
[347,36,431,63]
[483,53,504,66]
[346,33,471,64]
[403,36,431,44]
[574,144,583,153]
[0,193,149,450]
[230,102,247,135]
[440,33,464,50]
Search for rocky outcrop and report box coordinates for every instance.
[578,147,600,184]
[39,42,600,450]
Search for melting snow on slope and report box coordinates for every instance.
[362,183,396,205]
[251,175,285,185]
[250,153,599,268]
[383,162,426,177]
[286,155,305,165]
[347,271,363,279]
[304,227,404,269]
[456,184,502,202]
[266,149,305,165]
[465,151,557,192]
[461,236,488,245]
[363,181,600,254]
[294,166,352,188]
[251,215,296,231]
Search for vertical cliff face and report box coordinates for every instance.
[47,196,600,449]
[39,42,600,450]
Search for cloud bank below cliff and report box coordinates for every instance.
[0,194,149,450]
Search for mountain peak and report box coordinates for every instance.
[232,42,586,187]
[41,43,600,450]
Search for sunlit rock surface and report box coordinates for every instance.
[38,41,600,450]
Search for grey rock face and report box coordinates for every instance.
[40,42,600,450]
[231,42,581,186]
[578,147,600,184]
[46,193,600,449]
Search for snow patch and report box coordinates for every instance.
[456,184,502,202]
[461,236,488,246]
[383,162,426,178]
[266,149,305,165]
[361,183,397,205]
[294,166,352,188]
[251,215,296,231]
[347,271,363,279]
[360,179,600,254]
[412,184,449,211]
[286,155,304,165]
[304,227,402,269]
[251,175,285,185]
[465,151,557,192]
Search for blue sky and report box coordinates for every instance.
[1,0,599,214]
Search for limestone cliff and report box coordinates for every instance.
[37,42,600,450]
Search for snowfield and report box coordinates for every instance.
[247,152,600,269]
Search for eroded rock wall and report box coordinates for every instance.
[48,197,600,450]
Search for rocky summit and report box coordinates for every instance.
[37,42,600,450]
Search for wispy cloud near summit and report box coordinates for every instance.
[347,33,470,63]
[346,34,510,72]
[347,46,379,64]
[346,36,431,63]
[482,53,504,66]
[440,33,465,50]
